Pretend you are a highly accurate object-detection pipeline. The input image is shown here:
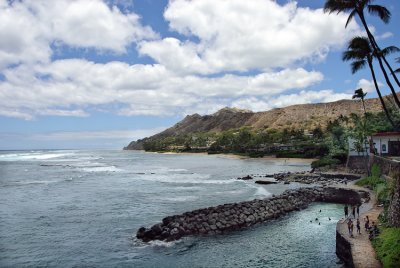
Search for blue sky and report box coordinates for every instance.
[0,0,399,150]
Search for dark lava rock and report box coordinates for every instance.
[255,180,277,185]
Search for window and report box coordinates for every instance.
[382,144,387,152]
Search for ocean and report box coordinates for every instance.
[0,150,343,267]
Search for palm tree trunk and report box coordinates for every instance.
[368,32,400,88]
[358,11,400,109]
[361,99,366,114]
[368,60,396,128]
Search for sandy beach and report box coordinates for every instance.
[155,151,316,163]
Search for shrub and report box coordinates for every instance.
[355,176,386,188]
[311,157,340,169]
[372,227,400,268]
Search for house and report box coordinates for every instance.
[371,132,400,156]
[348,132,400,157]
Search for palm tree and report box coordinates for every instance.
[352,88,367,114]
[343,36,395,128]
[324,0,400,107]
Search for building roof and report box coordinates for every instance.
[372,132,400,137]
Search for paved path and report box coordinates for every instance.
[335,183,383,268]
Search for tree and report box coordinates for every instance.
[351,89,370,172]
[343,36,396,128]
[324,0,400,107]
[352,88,367,114]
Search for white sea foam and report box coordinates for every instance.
[13,180,57,185]
[148,239,182,248]
[81,166,122,172]
[163,196,198,202]
[135,173,235,185]
[167,168,188,172]
[253,186,272,198]
[0,151,73,161]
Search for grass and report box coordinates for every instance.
[372,227,400,268]
[355,176,386,188]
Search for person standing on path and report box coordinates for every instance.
[356,218,361,234]
[357,204,360,217]
[344,204,349,218]
[352,205,356,219]
[364,215,370,231]
[347,219,354,237]
[351,220,354,237]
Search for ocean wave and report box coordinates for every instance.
[252,185,272,198]
[167,168,189,172]
[162,196,198,202]
[131,236,184,248]
[134,173,236,185]
[6,180,58,186]
[81,166,122,172]
[0,152,73,161]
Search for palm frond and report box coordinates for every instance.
[368,5,391,23]
[324,0,354,14]
[351,60,367,74]
[380,46,400,57]
[343,50,362,61]
[352,88,366,99]
[345,10,357,28]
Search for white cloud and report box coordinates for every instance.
[0,0,364,122]
[139,0,361,74]
[377,31,393,40]
[231,90,352,112]
[356,79,383,94]
[0,59,324,119]
[0,0,157,69]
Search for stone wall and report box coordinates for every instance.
[136,187,366,242]
[347,155,369,172]
[371,155,400,227]
[336,230,354,268]
[388,175,400,227]
[371,155,400,176]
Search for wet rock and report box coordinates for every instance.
[255,180,278,185]
[136,186,364,242]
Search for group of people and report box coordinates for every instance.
[344,204,360,219]
[344,204,379,239]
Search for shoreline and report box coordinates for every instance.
[335,182,383,267]
[142,150,316,163]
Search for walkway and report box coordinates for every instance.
[335,182,383,268]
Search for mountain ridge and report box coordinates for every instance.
[124,97,384,150]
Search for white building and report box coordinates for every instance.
[348,132,400,157]
[371,132,400,156]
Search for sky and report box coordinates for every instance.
[0,0,399,150]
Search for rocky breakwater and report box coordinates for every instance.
[273,172,361,185]
[136,187,366,242]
